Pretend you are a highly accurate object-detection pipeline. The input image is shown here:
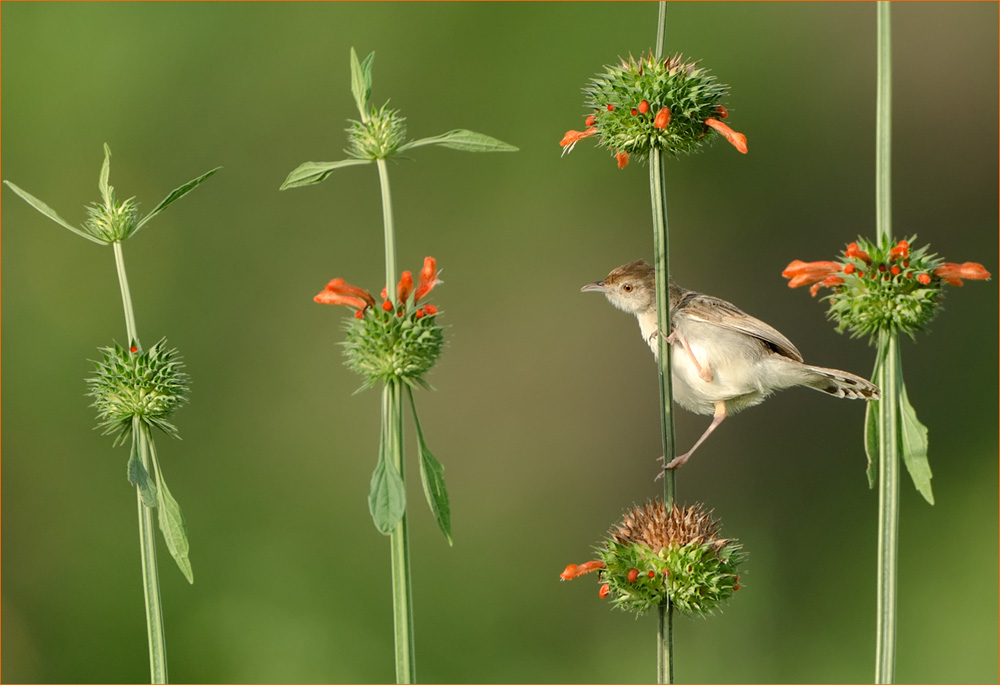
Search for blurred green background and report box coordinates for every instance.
[2,3,997,682]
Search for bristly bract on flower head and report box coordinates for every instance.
[560,51,747,168]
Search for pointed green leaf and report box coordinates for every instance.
[98,143,113,209]
[398,129,518,153]
[350,48,375,118]
[3,180,106,245]
[146,431,194,583]
[368,440,406,535]
[280,159,371,189]
[135,167,221,233]
[127,424,158,507]
[864,399,878,489]
[899,382,934,504]
[408,388,452,544]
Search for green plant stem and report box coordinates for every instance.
[385,379,415,683]
[651,4,675,683]
[874,5,897,682]
[114,241,168,684]
[376,158,398,304]
[874,331,899,684]
[374,158,415,683]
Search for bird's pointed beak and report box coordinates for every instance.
[581,280,609,293]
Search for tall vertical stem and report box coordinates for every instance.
[376,159,398,304]
[651,4,675,683]
[874,5,898,682]
[375,159,415,683]
[114,242,168,684]
[384,380,415,683]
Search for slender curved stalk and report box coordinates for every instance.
[874,4,898,682]
[374,159,415,683]
[114,242,168,684]
[651,4,676,683]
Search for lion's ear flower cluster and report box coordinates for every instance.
[315,257,444,388]
[560,501,745,617]
[783,236,991,339]
[560,52,747,168]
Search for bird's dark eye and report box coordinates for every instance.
[623,283,633,292]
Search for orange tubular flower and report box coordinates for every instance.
[559,127,598,155]
[934,262,992,286]
[314,291,368,309]
[322,278,377,308]
[413,257,440,303]
[397,270,414,303]
[810,275,845,297]
[782,260,843,289]
[845,242,871,263]
[616,151,630,169]
[889,240,910,260]
[704,118,747,154]
[559,560,607,580]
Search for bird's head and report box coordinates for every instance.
[581,259,658,315]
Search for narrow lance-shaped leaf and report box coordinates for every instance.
[398,129,519,154]
[368,384,406,533]
[134,166,221,234]
[864,398,879,489]
[98,143,113,209]
[2,180,106,245]
[350,48,375,119]
[128,418,158,507]
[146,426,194,583]
[899,381,934,505]
[407,386,452,545]
[280,159,372,190]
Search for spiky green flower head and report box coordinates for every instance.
[88,339,189,445]
[83,190,140,242]
[783,236,992,341]
[315,257,445,389]
[561,52,747,167]
[346,103,408,161]
[561,501,745,617]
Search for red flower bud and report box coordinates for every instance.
[715,105,729,119]
[918,273,932,285]
[422,304,438,316]
[616,151,629,169]
[130,345,138,353]
[843,263,856,275]
[415,308,424,319]
[638,100,650,114]
[606,104,614,111]
[891,266,900,276]
[648,570,655,579]
[599,583,610,598]
[653,107,671,129]
[627,568,639,583]
[889,240,910,260]
[382,300,393,312]
[354,310,364,319]
[630,108,638,116]
[585,114,597,127]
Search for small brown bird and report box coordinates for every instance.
[582,260,880,469]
